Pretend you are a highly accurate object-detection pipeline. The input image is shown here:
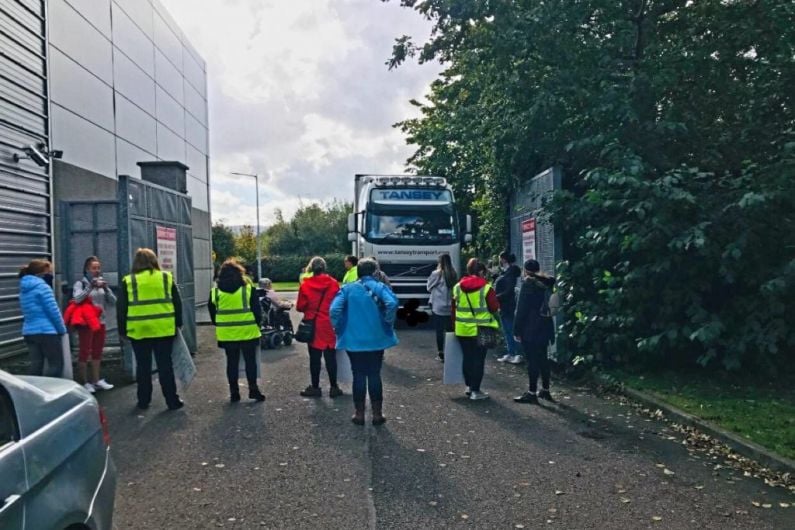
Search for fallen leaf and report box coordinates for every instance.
[554,490,565,495]
[652,516,663,522]
[461,514,469,520]
[762,504,772,509]
[620,498,631,504]
[780,503,790,508]
[751,501,761,507]
[655,463,665,468]
[429,501,438,507]
[215,464,225,469]
[663,468,675,476]
[515,525,525,529]
[193,488,201,492]
[694,485,704,490]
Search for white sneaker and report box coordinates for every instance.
[83,383,96,394]
[508,355,524,364]
[497,354,511,362]
[94,379,114,391]
[469,391,490,401]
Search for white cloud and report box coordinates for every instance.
[159,0,439,227]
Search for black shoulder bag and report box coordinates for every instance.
[294,288,328,343]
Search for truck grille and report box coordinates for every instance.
[380,262,436,278]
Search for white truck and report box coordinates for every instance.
[347,174,472,309]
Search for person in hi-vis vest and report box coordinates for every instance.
[118,248,184,411]
[209,259,265,402]
[451,258,500,401]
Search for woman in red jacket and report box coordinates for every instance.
[296,256,342,398]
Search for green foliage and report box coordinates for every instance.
[211,222,236,266]
[259,254,348,282]
[387,0,795,373]
[264,200,351,256]
[233,225,258,266]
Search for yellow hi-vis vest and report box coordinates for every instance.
[124,270,176,339]
[453,283,499,337]
[342,267,358,284]
[212,285,260,342]
[299,269,313,284]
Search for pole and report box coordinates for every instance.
[254,173,261,280]
[230,171,262,280]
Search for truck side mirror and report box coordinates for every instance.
[348,233,357,242]
[347,213,356,233]
[466,214,472,233]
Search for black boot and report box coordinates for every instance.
[248,380,265,402]
[351,401,365,426]
[371,400,386,426]
[229,380,241,403]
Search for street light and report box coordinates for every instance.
[230,171,262,280]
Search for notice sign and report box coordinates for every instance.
[156,225,177,280]
[522,218,536,261]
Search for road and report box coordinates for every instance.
[97,321,793,529]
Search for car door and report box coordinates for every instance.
[0,384,25,530]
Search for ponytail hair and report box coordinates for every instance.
[19,259,52,278]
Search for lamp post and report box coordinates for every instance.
[230,171,262,280]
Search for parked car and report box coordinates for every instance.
[0,369,116,529]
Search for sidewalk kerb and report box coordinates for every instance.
[609,383,795,474]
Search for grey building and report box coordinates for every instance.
[0,0,211,358]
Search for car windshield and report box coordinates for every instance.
[365,205,458,244]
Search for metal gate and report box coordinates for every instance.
[118,175,196,353]
[60,200,121,343]
[60,176,196,362]
[509,166,564,359]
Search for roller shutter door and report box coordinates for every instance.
[0,0,50,358]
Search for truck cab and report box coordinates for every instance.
[348,174,471,310]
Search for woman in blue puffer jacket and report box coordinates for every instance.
[330,258,399,426]
[19,259,68,376]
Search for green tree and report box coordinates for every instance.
[211,221,236,266]
[234,225,257,266]
[264,201,352,256]
[387,0,795,372]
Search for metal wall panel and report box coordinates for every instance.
[0,0,50,358]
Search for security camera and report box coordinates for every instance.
[13,144,49,167]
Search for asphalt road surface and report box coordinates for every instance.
[98,319,793,529]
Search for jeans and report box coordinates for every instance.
[347,350,384,403]
[499,312,517,356]
[224,341,258,390]
[308,346,337,388]
[131,337,179,407]
[432,313,452,353]
[459,336,487,392]
[26,334,63,377]
[522,340,550,393]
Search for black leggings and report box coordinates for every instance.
[309,346,337,388]
[224,341,258,388]
[522,340,550,393]
[433,313,452,353]
[459,336,487,392]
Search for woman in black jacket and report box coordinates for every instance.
[513,259,556,404]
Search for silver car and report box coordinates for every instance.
[0,370,116,530]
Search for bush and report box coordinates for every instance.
[258,254,348,282]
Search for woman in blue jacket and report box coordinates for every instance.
[19,259,68,376]
[330,258,399,426]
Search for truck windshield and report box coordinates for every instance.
[366,205,458,244]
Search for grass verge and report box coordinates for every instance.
[272,281,299,291]
[605,368,795,461]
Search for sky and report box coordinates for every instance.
[158,0,440,228]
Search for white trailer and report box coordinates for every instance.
[347,174,472,309]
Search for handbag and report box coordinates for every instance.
[294,288,328,343]
[463,290,501,349]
